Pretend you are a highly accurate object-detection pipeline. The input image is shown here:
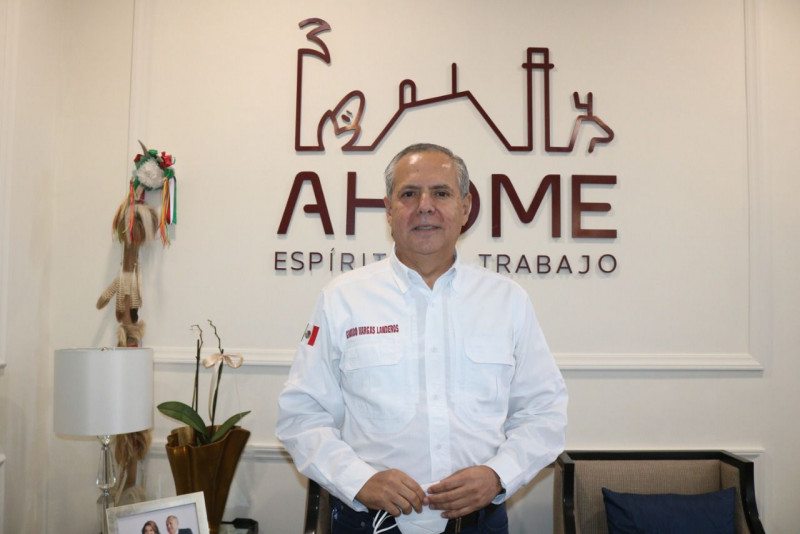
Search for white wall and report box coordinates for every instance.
[1,0,798,533]
[1,0,64,532]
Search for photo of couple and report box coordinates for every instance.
[140,514,193,534]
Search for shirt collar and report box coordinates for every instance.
[389,246,463,294]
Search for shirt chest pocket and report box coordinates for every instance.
[340,341,417,434]
[455,336,515,427]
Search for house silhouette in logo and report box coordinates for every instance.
[294,18,614,154]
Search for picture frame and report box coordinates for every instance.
[106,492,209,534]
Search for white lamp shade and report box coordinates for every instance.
[54,347,154,436]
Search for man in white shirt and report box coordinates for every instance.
[276,143,567,534]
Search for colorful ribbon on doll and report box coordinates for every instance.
[158,178,171,245]
[157,153,177,245]
[127,182,136,241]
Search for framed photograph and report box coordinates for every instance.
[106,492,209,534]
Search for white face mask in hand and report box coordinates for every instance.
[393,506,448,534]
[372,481,448,534]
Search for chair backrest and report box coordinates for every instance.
[554,451,765,534]
[576,458,724,534]
[304,479,332,534]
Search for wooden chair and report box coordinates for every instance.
[554,450,765,534]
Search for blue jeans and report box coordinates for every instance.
[330,497,509,534]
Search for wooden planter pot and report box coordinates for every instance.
[165,426,250,534]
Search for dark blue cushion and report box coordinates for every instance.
[602,486,735,534]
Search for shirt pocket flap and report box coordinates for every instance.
[464,336,514,365]
[341,341,402,371]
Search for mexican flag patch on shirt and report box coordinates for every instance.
[302,324,320,346]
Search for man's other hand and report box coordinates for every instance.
[425,466,502,519]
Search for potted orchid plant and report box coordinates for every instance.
[157,320,250,444]
[157,320,251,534]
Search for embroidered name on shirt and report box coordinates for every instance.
[345,324,400,339]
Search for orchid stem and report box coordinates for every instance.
[190,325,203,413]
[208,320,224,427]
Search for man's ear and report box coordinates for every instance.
[384,196,391,223]
[461,193,472,224]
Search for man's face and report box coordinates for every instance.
[166,517,178,534]
[384,150,471,270]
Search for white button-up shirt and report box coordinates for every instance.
[276,249,567,511]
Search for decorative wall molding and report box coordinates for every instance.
[150,439,290,463]
[154,346,296,368]
[148,440,763,467]
[0,452,5,524]
[743,0,772,372]
[153,347,763,372]
[0,0,21,370]
[556,352,762,372]
[126,0,152,165]
[731,448,764,462]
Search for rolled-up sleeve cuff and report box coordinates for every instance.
[339,463,380,512]
[491,481,508,505]
[484,456,522,503]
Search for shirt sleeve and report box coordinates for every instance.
[483,292,568,500]
[275,292,378,511]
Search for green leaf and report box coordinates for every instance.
[210,411,251,443]
[157,401,209,441]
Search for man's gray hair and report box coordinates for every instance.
[384,143,470,198]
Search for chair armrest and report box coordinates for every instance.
[555,452,577,534]
[718,452,765,534]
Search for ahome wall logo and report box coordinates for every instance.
[276,18,618,277]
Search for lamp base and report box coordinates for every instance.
[96,435,117,534]
[97,492,112,534]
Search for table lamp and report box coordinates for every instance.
[54,347,153,534]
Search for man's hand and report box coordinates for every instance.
[424,466,502,519]
[355,469,426,516]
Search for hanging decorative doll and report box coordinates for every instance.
[96,141,177,504]
[97,141,176,346]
